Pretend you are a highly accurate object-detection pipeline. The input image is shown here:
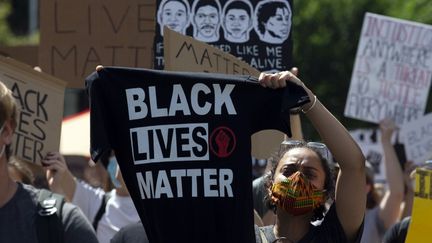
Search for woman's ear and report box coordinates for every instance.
[1,121,15,146]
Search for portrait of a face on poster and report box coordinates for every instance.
[153,0,293,72]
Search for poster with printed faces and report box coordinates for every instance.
[154,0,293,72]
[400,113,432,165]
[345,13,432,125]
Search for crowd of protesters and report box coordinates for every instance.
[0,67,425,243]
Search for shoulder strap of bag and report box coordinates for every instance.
[92,191,112,230]
[35,189,65,243]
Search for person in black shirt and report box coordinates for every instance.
[382,216,410,243]
[256,71,366,243]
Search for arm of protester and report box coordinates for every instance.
[44,152,77,202]
[281,67,304,141]
[378,118,405,229]
[289,114,304,141]
[400,161,416,220]
[259,71,366,241]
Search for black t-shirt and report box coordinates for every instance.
[86,67,309,243]
[111,222,149,243]
[382,216,411,243]
[255,204,364,243]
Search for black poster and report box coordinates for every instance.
[153,0,293,71]
[86,67,308,243]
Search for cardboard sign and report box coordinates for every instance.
[39,0,156,88]
[406,166,432,243]
[154,0,293,72]
[400,113,432,165]
[0,56,66,164]
[345,13,432,125]
[164,27,260,76]
[164,27,284,159]
[0,45,38,67]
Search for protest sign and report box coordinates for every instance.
[405,166,432,243]
[350,128,386,182]
[154,0,293,72]
[164,27,260,76]
[345,13,432,125]
[164,27,284,159]
[400,113,432,165]
[0,45,38,67]
[0,56,66,164]
[39,0,155,88]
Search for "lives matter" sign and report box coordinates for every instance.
[39,0,155,88]
[0,56,66,164]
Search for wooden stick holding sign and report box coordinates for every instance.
[163,27,303,160]
[0,56,66,165]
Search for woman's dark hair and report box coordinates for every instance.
[264,143,335,221]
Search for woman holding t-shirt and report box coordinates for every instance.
[255,71,366,243]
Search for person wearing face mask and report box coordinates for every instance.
[44,151,142,243]
[0,81,98,243]
[255,71,366,242]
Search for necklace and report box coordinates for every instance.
[272,225,295,243]
[273,237,294,243]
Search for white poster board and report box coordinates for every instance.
[350,129,386,182]
[345,13,432,125]
[400,113,432,165]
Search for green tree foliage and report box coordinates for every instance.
[293,0,432,139]
[0,0,12,44]
[0,0,38,46]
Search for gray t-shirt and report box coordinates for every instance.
[0,183,98,243]
[360,207,386,243]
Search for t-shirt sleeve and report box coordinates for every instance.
[61,202,98,243]
[250,81,310,137]
[382,216,411,243]
[318,203,364,243]
[72,180,105,223]
[86,70,112,162]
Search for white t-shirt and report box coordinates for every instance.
[73,181,140,243]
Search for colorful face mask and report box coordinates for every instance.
[107,156,121,188]
[271,171,325,216]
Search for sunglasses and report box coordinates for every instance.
[279,140,331,162]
